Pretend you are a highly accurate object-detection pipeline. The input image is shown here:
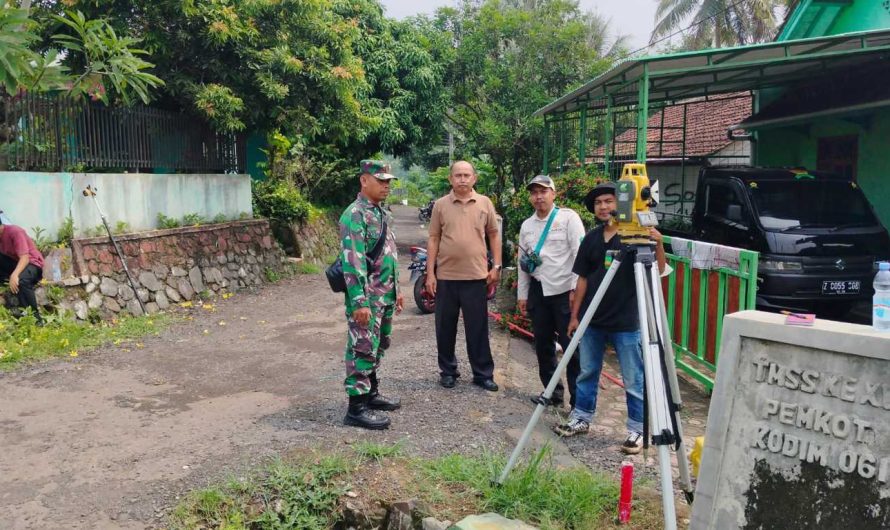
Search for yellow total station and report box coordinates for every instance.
[614,163,659,244]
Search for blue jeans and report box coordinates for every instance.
[572,328,644,433]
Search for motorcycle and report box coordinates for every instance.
[408,246,435,314]
[418,199,434,223]
[408,246,498,315]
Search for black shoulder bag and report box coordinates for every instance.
[325,218,389,293]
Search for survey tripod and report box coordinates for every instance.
[497,240,695,530]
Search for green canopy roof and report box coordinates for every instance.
[536,29,890,117]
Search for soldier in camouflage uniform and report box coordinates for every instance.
[340,160,404,430]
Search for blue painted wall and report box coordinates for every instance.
[0,172,253,239]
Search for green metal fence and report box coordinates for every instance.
[662,236,759,391]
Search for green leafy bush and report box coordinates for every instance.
[182,213,205,226]
[252,179,311,224]
[157,213,180,229]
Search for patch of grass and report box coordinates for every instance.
[169,453,354,530]
[0,309,172,369]
[264,267,282,283]
[417,446,627,530]
[353,440,404,463]
[170,444,666,530]
[297,261,321,275]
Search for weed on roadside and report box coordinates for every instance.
[297,262,321,275]
[0,308,172,369]
[353,440,404,463]
[170,444,663,530]
[169,453,353,530]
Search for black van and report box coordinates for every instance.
[682,166,890,317]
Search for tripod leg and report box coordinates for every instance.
[497,255,625,485]
[651,265,695,501]
[90,194,147,314]
[633,260,677,530]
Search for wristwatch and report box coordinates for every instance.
[494,264,503,271]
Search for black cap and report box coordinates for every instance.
[583,182,617,213]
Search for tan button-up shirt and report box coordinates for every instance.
[429,191,499,280]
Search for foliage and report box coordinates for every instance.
[113,221,130,235]
[212,213,229,224]
[263,267,281,283]
[0,309,170,369]
[296,262,321,275]
[252,179,311,224]
[426,0,622,194]
[0,3,162,104]
[56,216,75,247]
[503,167,607,245]
[420,446,620,529]
[51,10,165,104]
[170,445,653,530]
[182,213,205,227]
[651,0,791,50]
[169,453,353,530]
[156,213,181,230]
[30,226,55,255]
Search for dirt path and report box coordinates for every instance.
[0,205,708,529]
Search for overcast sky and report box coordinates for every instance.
[379,0,659,52]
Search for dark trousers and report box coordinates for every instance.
[528,279,579,407]
[0,254,43,319]
[435,279,494,381]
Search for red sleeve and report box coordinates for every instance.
[11,228,30,258]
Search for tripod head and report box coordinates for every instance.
[613,164,659,245]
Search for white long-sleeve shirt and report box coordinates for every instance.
[517,207,586,299]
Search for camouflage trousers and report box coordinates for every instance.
[344,305,394,396]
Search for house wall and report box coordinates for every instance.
[828,1,890,35]
[649,140,752,218]
[0,172,252,239]
[756,108,890,228]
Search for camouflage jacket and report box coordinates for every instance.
[339,193,399,312]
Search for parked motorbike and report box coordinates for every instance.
[408,246,435,314]
[418,199,434,223]
[408,246,498,315]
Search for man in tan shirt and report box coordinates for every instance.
[426,161,502,391]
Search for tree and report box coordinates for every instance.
[427,0,622,195]
[651,0,791,49]
[1,1,163,103]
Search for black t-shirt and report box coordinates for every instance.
[572,226,638,331]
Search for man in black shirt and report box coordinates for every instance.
[553,182,667,456]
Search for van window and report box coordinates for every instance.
[705,183,746,224]
[750,180,878,231]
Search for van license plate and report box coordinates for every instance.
[822,280,861,295]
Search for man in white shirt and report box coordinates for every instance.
[517,175,586,408]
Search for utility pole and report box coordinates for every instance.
[448,130,454,166]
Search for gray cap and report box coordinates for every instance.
[526,175,555,191]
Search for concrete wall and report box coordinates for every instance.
[756,108,890,229]
[0,172,253,239]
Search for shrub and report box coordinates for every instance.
[182,213,205,226]
[252,179,311,224]
[157,213,181,229]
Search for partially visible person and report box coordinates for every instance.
[426,160,502,392]
[555,182,668,456]
[517,175,585,409]
[339,160,404,430]
[0,221,45,324]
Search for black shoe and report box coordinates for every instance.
[367,392,401,411]
[530,393,563,407]
[344,395,390,430]
[367,372,401,411]
[473,378,499,392]
[440,375,457,388]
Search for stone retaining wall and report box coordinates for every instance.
[36,220,285,319]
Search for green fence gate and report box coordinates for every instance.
[662,236,759,392]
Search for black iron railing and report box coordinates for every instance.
[1,92,245,173]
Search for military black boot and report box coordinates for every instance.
[344,395,391,430]
[368,372,401,411]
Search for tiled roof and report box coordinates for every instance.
[592,93,752,159]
